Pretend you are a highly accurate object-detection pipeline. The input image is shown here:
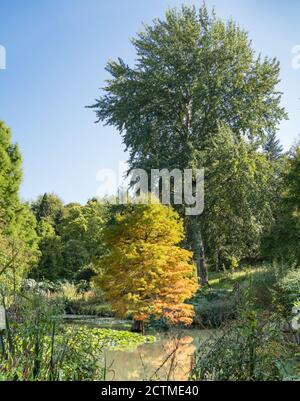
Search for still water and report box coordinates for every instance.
[103,329,215,381]
[65,316,216,381]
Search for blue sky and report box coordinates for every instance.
[0,0,299,204]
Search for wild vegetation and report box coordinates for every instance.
[0,4,299,381]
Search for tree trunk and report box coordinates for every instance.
[197,239,208,286]
[215,250,220,272]
[132,320,145,334]
[186,216,209,287]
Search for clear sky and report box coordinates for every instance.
[0,0,299,204]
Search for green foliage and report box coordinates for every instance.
[1,4,298,382]
[248,266,278,309]
[0,291,155,381]
[285,146,300,210]
[199,127,274,266]
[191,268,300,381]
[90,5,286,281]
[191,289,238,328]
[263,147,300,264]
[0,121,22,226]
[56,282,113,317]
[0,293,104,381]
[263,132,283,161]
[277,269,300,310]
[208,266,261,289]
[91,5,286,168]
[68,303,113,317]
[32,235,64,281]
[31,198,106,282]
[0,122,39,298]
[63,326,155,352]
[31,193,64,229]
[191,307,293,381]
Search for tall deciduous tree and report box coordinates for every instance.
[90,5,286,283]
[264,146,300,264]
[94,201,198,333]
[31,199,106,281]
[198,127,274,270]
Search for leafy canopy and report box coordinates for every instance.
[264,146,300,264]
[0,121,39,297]
[95,201,198,325]
[91,5,286,172]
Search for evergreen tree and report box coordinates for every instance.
[0,121,38,298]
[31,193,64,230]
[263,132,283,161]
[0,121,22,227]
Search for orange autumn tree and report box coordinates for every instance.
[94,201,198,332]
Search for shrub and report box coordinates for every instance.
[49,281,112,317]
[277,269,300,311]
[191,289,238,328]
[191,309,294,381]
[59,282,79,301]
[68,302,113,317]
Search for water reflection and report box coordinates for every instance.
[103,330,215,381]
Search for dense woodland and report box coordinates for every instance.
[0,5,299,381]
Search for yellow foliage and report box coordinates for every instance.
[94,202,198,325]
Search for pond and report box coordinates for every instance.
[64,316,217,381]
[103,328,215,381]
